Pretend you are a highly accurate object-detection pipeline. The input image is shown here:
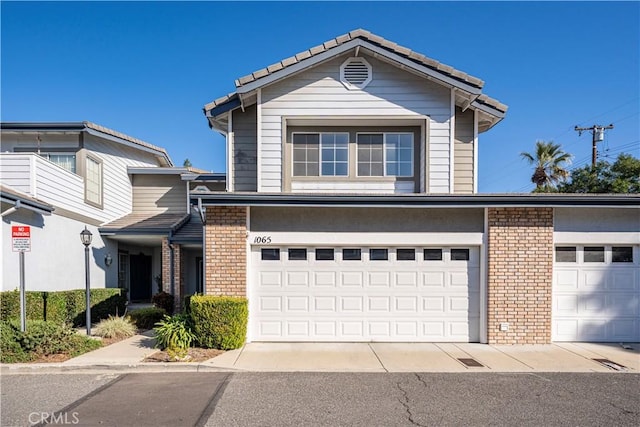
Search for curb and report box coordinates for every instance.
[0,362,240,375]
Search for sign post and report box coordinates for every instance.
[12,226,31,332]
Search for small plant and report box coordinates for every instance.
[152,291,174,314]
[127,307,166,330]
[154,314,196,359]
[94,315,137,339]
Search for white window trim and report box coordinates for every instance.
[291,132,349,177]
[356,132,414,178]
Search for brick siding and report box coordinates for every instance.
[487,207,554,344]
[204,206,247,296]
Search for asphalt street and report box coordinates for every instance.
[1,372,638,427]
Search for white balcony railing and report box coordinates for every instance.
[0,153,106,221]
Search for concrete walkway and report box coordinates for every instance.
[2,332,638,374]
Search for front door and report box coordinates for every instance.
[129,254,152,301]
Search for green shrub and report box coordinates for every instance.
[0,321,32,363]
[0,320,102,363]
[127,307,166,330]
[154,314,196,354]
[0,289,127,327]
[152,291,174,314]
[94,315,137,339]
[18,320,76,355]
[190,296,247,350]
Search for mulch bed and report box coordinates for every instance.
[143,348,224,363]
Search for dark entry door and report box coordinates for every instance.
[129,254,152,301]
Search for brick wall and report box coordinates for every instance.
[204,206,247,296]
[161,237,171,294]
[487,207,554,344]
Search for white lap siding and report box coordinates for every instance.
[260,54,452,193]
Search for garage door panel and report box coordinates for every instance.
[553,245,639,342]
[368,296,390,312]
[395,272,418,287]
[610,270,637,290]
[368,272,391,287]
[314,272,336,287]
[314,296,336,312]
[286,271,309,287]
[556,270,579,289]
[260,271,282,287]
[423,272,445,287]
[286,296,309,312]
[260,296,282,312]
[252,246,481,342]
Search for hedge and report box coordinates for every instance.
[190,296,248,350]
[0,288,127,327]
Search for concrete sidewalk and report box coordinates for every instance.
[2,332,638,374]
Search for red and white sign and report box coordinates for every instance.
[12,226,31,252]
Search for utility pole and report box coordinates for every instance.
[574,124,614,167]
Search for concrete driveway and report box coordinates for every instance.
[204,341,640,373]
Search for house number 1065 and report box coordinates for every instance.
[253,236,272,244]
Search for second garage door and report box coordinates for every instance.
[251,246,480,342]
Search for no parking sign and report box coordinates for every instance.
[12,225,31,252]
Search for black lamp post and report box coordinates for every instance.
[80,226,93,336]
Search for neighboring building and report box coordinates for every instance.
[196,29,639,344]
[1,122,223,307]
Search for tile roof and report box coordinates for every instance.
[171,208,203,243]
[83,122,172,162]
[204,29,507,114]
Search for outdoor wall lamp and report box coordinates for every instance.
[104,253,113,267]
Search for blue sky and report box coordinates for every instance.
[2,1,638,193]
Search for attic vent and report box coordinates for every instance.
[340,57,372,90]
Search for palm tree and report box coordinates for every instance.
[520,141,572,191]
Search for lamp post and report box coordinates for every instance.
[80,226,93,336]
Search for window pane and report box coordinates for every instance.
[357,134,383,177]
[397,249,415,261]
[261,248,280,261]
[555,247,576,262]
[335,163,348,176]
[451,249,470,261]
[370,249,388,261]
[316,249,334,261]
[321,163,335,176]
[307,146,319,162]
[343,248,361,261]
[612,247,633,263]
[385,133,413,177]
[47,154,76,173]
[370,163,383,176]
[85,157,102,205]
[307,163,319,176]
[292,133,320,176]
[293,163,307,176]
[584,247,604,263]
[336,149,348,162]
[322,148,334,162]
[371,147,383,162]
[424,249,443,261]
[358,163,370,176]
[288,248,307,261]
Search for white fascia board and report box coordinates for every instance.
[247,231,483,246]
[236,39,483,97]
[470,101,506,119]
[127,167,190,175]
[84,128,171,164]
[554,232,640,245]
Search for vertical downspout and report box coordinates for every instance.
[169,231,175,297]
[199,198,206,295]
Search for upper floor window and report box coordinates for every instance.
[85,155,103,208]
[41,153,76,174]
[357,133,413,177]
[293,132,348,177]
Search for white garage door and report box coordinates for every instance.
[553,245,640,342]
[251,246,480,342]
